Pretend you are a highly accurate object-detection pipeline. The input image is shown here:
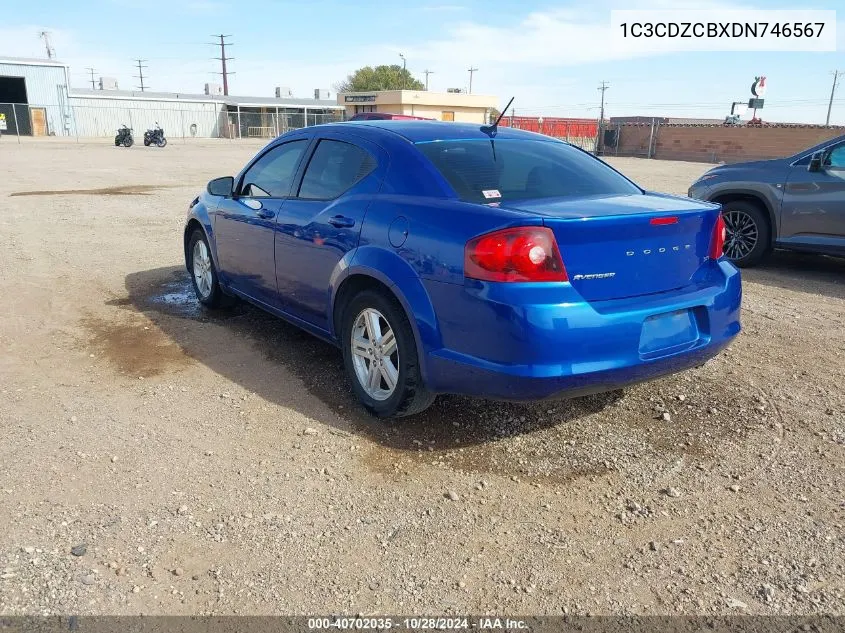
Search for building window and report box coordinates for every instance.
[355,105,376,113]
[441,111,455,122]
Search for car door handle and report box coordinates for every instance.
[256,209,275,219]
[328,215,355,228]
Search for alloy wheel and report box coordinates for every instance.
[192,240,213,299]
[350,308,399,401]
[723,210,759,260]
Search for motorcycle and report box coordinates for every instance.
[144,122,167,148]
[114,125,133,147]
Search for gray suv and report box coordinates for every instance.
[688,134,845,267]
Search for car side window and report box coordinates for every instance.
[240,140,307,198]
[298,139,377,200]
[825,143,845,168]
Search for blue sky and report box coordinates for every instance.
[2,0,844,123]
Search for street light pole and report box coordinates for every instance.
[399,53,406,90]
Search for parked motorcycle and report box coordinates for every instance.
[114,125,133,147]
[144,123,167,148]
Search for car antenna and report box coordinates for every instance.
[481,96,514,136]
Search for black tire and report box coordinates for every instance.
[114,138,120,146]
[341,289,435,418]
[721,200,770,267]
[123,137,133,148]
[143,139,151,146]
[187,229,229,309]
[157,137,167,148]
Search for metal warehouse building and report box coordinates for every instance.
[0,57,72,136]
[1,55,344,138]
[68,90,344,139]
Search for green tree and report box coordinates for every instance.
[335,65,425,92]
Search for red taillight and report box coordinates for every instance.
[650,216,679,225]
[710,213,726,259]
[465,227,568,282]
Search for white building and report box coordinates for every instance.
[0,55,345,138]
[0,56,72,136]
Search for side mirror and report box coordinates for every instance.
[808,151,824,172]
[207,176,234,197]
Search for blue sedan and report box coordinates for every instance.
[184,120,742,417]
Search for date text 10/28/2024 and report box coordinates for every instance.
[307,617,528,630]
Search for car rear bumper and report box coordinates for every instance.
[421,260,741,400]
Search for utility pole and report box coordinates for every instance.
[826,70,842,126]
[597,80,610,154]
[86,67,97,90]
[134,59,148,92]
[399,53,406,89]
[39,31,56,59]
[211,34,234,96]
[424,69,433,91]
[468,67,478,93]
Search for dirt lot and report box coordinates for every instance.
[0,139,843,617]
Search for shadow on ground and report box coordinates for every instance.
[742,250,845,300]
[106,266,622,459]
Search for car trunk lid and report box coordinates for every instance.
[500,193,720,302]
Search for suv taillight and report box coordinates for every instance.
[710,213,726,260]
[465,227,568,282]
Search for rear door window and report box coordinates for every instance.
[416,139,641,204]
[298,139,377,200]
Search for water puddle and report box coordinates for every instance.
[81,317,193,377]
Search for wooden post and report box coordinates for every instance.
[647,119,655,159]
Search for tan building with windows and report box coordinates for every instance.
[339,90,499,123]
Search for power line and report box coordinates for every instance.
[826,70,842,126]
[86,67,97,90]
[424,69,434,91]
[210,34,234,96]
[468,67,478,94]
[134,59,148,92]
[526,97,842,111]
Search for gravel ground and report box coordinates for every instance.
[0,139,843,616]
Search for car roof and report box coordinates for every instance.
[325,120,548,144]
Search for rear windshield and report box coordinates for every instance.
[416,139,641,204]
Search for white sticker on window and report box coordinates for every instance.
[482,189,501,199]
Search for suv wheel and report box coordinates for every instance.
[721,201,770,267]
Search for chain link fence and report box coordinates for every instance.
[0,102,344,142]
